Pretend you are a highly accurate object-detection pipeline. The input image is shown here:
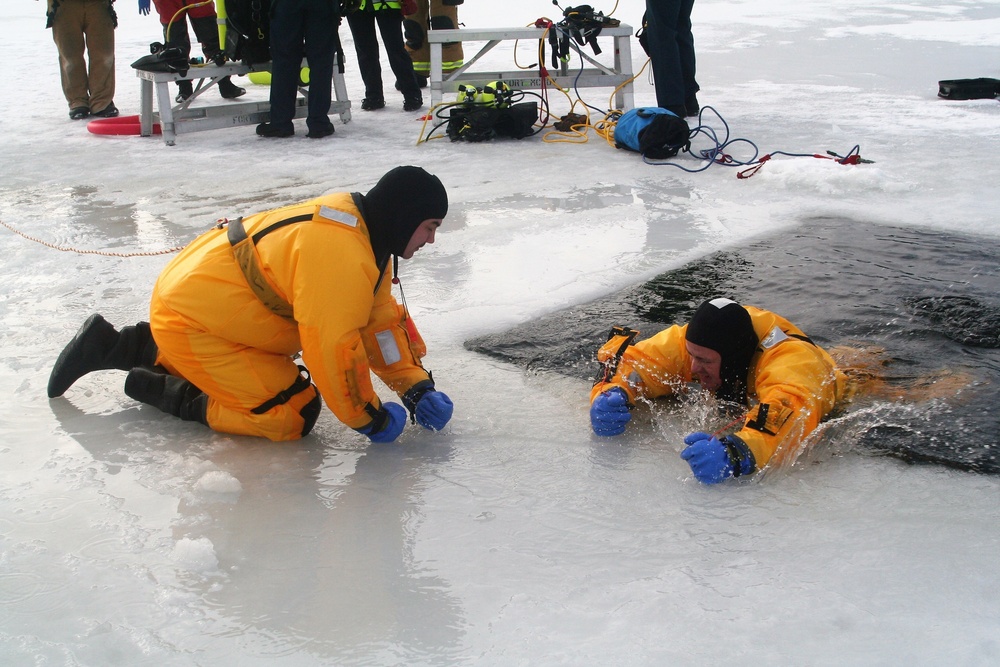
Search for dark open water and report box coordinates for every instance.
[467,217,1000,474]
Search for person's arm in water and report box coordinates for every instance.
[682,334,844,483]
[589,325,692,436]
[733,338,843,470]
[361,276,453,432]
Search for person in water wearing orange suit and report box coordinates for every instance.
[589,298,848,483]
[48,166,454,444]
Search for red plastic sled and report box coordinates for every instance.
[87,114,162,136]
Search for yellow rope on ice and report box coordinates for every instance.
[0,218,188,257]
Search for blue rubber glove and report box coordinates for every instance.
[138,0,151,15]
[680,432,756,484]
[590,387,632,436]
[402,380,453,431]
[415,390,453,431]
[355,402,407,443]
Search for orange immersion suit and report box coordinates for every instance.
[149,193,432,441]
[591,306,849,468]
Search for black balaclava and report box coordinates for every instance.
[359,166,448,269]
[685,298,760,405]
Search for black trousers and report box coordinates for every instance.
[644,0,699,109]
[162,15,222,62]
[347,7,420,100]
[269,0,340,131]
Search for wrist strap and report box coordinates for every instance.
[722,436,756,478]
[402,379,435,423]
[360,402,388,435]
[722,440,741,478]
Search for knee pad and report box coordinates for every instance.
[429,16,460,47]
[403,19,425,50]
[429,16,456,30]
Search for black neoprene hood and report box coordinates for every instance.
[362,165,448,261]
[686,297,760,404]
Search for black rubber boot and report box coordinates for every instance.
[124,368,209,425]
[48,314,158,398]
[176,79,194,103]
[217,76,246,99]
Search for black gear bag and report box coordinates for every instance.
[131,42,190,75]
[447,102,538,142]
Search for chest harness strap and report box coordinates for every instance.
[226,214,318,415]
[226,215,314,321]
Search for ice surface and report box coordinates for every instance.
[1,0,999,664]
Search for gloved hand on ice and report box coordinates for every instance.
[681,432,756,483]
[590,387,632,436]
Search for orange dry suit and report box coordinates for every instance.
[149,193,432,441]
[591,307,849,468]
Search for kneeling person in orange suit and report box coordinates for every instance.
[48,166,454,443]
[589,298,848,483]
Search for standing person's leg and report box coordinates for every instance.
[51,0,91,116]
[402,0,429,85]
[677,0,699,115]
[375,8,421,107]
[187,5,246,98]
[300,0,337,133]
[430,0,463,77]
[154,0,195,101]
[83,0,117,116]
[185,0,223,62]
[263,0,306,135]
[347,9,386,108]
[644,0,686,117]
[161,6,191,50]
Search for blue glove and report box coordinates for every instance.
[415,390,453,431]
[680,432,756,484]
[590,387,632,436]
[138,0,151,15]
[403,380,453,431]
[355,402,406,443]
